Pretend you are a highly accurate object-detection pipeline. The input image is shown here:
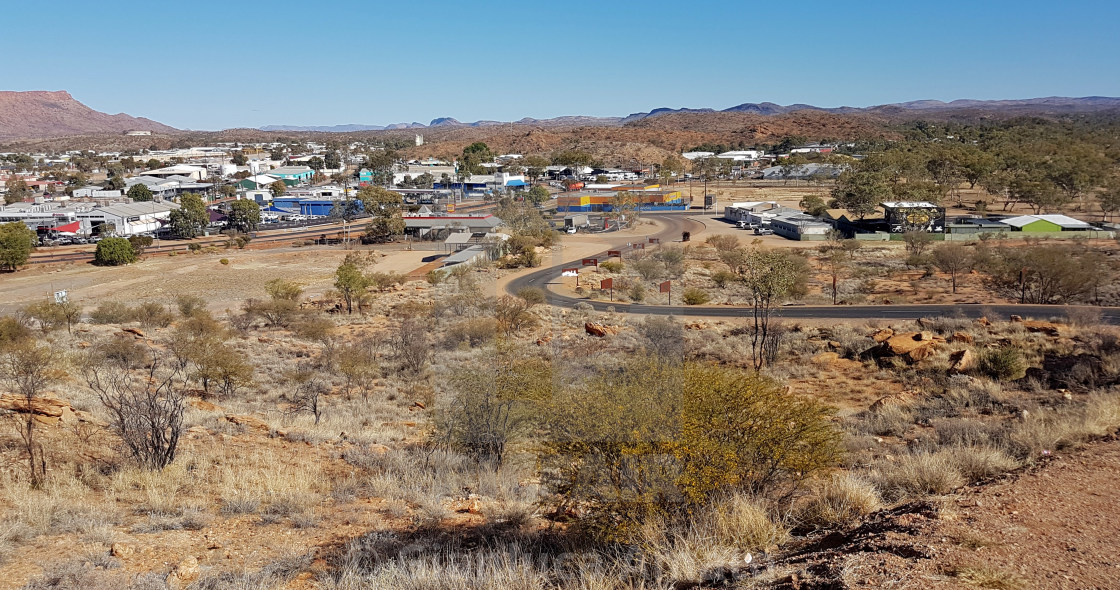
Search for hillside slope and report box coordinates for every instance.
[0,91,177,140]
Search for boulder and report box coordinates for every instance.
[948,349,976,373]
[368,444,390,456]
[871,328,895,343]
[884,332,935,356]
[584,322,618,337]
[1009,315,1023,323]
[1021,320,1061,337]
[976,317,992,326]
[121,327,146,338]
[951,331,974,344]
[0,394,72,419]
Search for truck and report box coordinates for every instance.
[563,214,589,229]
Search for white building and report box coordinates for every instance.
[75,202,179,237]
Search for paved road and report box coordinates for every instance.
[508,213,1120,324]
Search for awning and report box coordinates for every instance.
[505,180,526,186]
[52,221,80,234]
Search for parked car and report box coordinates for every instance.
[754,227,774,235]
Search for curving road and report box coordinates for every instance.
[508,213,1120,324]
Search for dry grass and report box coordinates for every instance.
[951,564,1027,589]
[797,473,882,528]
[936,445,1021,483]
[871,452,967,501]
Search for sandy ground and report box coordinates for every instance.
[0,245,436,315]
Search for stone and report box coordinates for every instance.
[951,331,974,344]
[368,444,390,455]
[224,414,270,432]
[191,399,219,412]
[1021,320,1061,337]
[977,317,992,326]
[0,394,72,419]
[948,349,976,373]
[871,328,895,343]
[121,327,146,338]
[884,332,935,356]
[166,556,200,588]
[584,322,618,337]
[1009,315,1023,323]
[110,542,134,558]
[411,401,426,410]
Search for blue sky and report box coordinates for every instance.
[4,0,1118,130]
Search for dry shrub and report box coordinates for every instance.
[871,452,966,501]
[951,565,1027,589]
[1083,391,1120,437]
[798,473,882,528]
[935,445,1020,483]
[445,317,499,348]
[88,301,133,324]
[860,403,913,437]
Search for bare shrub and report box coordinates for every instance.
[392,318,430,375]
[638,315,685,360]
[445,318,499,348]
[0,340,58,487]
[175,294,208,318]
[81,346,186,471]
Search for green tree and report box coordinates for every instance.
[523,155,550,185]
[334,253,373,314]
[4,178,31,205]
[127,183,153,202]
[831,169,890,218]
[94,237,137,266]
[740,249,809,370]
[168,193,208,238]
[324,151,341,170]
[226,200,260,233]
[0,222,36,271]
[269,180,287,198]
[231,151,247,166]
[526,185,550,206]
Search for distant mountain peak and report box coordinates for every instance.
[0,90,177,140]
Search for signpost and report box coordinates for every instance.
[601,278,614,301]
[581,258,598,268]
[562,267,579,286]
[607,249,621,258]
[648,237,660,244]
[659,280,671,304]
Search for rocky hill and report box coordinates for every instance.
[0,91,177,140]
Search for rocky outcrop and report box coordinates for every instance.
[948,349,976,373]
[584,322,618,337]
[863,331,945,364]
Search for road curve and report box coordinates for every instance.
[507,213,1120,324]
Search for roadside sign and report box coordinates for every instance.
[607,250,621,257]
[601,278,614,301]
[659,280,671,293]
[561,268,579,277]
[581,258,598,267]
[648,237,660,244]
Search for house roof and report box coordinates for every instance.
[269,166,313,175]
[1000,214,1090,229]
[882,201,941,209]
[94,202,179,217]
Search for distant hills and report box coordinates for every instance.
[261,97,1120,132]
[0,91,177,140]
[3,91,1120,141]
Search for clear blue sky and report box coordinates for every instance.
[4,0,1118,130]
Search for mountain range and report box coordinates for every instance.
[2,91,1120,140]
[259,96,1120,132]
